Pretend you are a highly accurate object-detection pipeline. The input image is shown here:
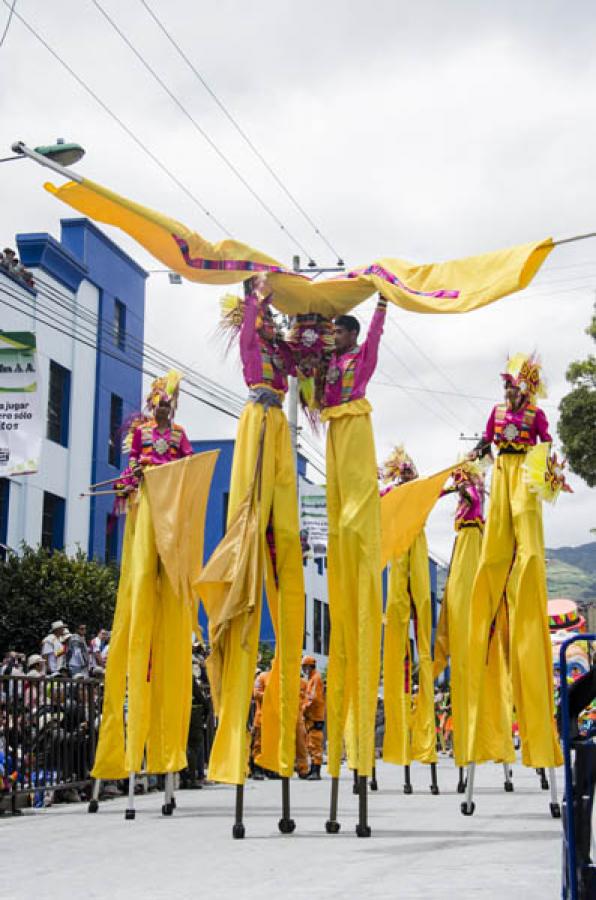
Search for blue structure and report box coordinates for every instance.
[17,218,147,562]
[192,439,309,646]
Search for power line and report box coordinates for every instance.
[386,314,486,417]
[0,0,16,49]
[3,0,229,233]
[139,0,344,265]
[91,0,317,262]
[1,280,329,475]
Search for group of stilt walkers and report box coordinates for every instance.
[41,165,574,839]
[85,278,568,837]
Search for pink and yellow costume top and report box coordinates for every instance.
[115,420,192,494]
[323,299,387,408]
[480,401,551,454]
[454,483,484,530]
[130,421,193,466]
[240,292,296,395]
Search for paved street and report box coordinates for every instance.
[0,758,561,899]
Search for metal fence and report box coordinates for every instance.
[0,674,101,814]
[1,673,216,815]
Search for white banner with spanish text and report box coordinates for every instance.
[0,332,41,476]
[299,484,328,558]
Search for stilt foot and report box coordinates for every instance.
[430,784,440,796]
[278,817,296,834]
[549,802,561,819]
[403,783,413,795]
[325,820,341,834]
[88,800,99,813]
[460,802,475,816]
[370,779,378,791]
[456,781,466,794]
[504,781,514,793]
[355,823,371,838]
[161,803,174,816]
[124,809,136,820]
[232,823,245,839]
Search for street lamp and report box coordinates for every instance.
[0,140,85,180]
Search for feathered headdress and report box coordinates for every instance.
[501,352,546,399]
[450,455,486,487]
[218,291,282,350]
[120,369,183,453]
[522,443,573,503]
[380,444,418,485]
[146,369,182,414]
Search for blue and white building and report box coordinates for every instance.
[0,215,440,669]
[0,217,146,561]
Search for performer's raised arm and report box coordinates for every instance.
[360,295,388,382]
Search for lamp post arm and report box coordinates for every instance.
[11,141,83,183]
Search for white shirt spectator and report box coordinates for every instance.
[41,633,67,674]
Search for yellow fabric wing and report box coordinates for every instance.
[45,177,553,318]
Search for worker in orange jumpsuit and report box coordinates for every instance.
[251,668,270,780]
[295,676,309,778]
[302,656,326,780]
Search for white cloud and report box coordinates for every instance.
[0,0,594,557]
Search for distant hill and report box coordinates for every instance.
[435,542,596,605]
[545,542,596,605]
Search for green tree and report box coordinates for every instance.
[558,308,596,487]
[0,545,117,658]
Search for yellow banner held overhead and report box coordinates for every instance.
[45,177,553,318]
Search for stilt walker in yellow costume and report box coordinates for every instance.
[197,276,308,838]
[434,461,514,795]
[320,296,387,838]
[89,372,217,820]
[463,353,564,817]
[380,447,440,796]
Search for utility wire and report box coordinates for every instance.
[91,0,317,262]
[3,0,229,233]
[139,0,344,265]
[0,0,16,49]
[1,280,328,475]
[386,315,486,417]
[32,275,247,414]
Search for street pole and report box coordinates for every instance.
[287,254,346,472]
[287,256,301,468]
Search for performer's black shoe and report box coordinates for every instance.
[306,765,322,780]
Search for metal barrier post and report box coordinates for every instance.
[559,633,596,900]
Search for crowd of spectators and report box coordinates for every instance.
[0,246,36,291]
[0,626,215,812]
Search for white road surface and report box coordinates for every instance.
[0,758,562,899]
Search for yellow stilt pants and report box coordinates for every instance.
[206,401,304,784]
[434,526,514,767]
[466,454,562,768]
[383,530,437,766]
[92,489,192,777]
[324,399,382,779]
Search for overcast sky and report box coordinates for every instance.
[1,0,595,560]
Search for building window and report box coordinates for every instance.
[113,299,126,351]
[313,598,322,655]
[105,513,118,564]
[41,491,65,552]
[108,394,123,468]
[303,598,308,651]
[323,602,330,656]
[46,360,71,447]
[0,478,8,561]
